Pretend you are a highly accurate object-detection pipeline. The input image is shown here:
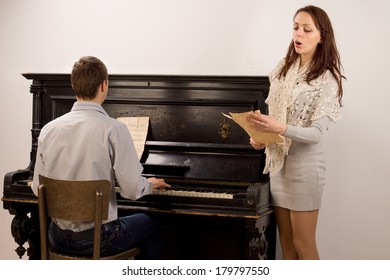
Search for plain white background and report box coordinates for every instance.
[1,0,389,260]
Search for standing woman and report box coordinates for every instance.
[246,5,344,259]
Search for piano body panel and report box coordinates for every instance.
[116,178,275,260]
[117,207,275,260]
[143,149,265,182]
[3,73,276,259]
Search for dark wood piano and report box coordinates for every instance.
[2,73,276,260]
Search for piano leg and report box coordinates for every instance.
[8,204,40,259]
[248,213,276,260]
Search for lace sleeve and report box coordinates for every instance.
[311,74,342,123]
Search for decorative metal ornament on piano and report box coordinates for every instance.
[2,73,277,260]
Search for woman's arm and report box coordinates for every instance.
[283,117,330,144]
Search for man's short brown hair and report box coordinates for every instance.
[71,56,108,100]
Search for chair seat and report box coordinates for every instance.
[48,247,140,260]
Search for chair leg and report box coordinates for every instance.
[38,185,48,260]
[93,190,103,259]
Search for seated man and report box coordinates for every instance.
[32,56,170,259]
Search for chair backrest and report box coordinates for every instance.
[38,175,111,259]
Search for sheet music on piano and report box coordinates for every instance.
[117,116,149,160]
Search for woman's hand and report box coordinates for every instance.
[249,138,267,150]
[246,111,287,135]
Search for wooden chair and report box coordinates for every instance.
[38,175,140,260]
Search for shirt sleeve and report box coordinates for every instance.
[32,133,46,197]
[283,117,330,144]
[111,122,152,200]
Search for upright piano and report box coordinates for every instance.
[2,73,276,260]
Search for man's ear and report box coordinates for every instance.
[102,79,108,90]
[99,80,106,92]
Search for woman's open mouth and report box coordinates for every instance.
[295,40,302,48]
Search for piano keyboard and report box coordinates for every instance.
[115,185,244,199]
[152,188,234,199]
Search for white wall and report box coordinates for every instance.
[1,0,389,260]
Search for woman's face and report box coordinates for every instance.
[293,11,322,63]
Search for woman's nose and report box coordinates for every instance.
[295,28,303,37]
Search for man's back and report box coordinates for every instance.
[36,102,122,181]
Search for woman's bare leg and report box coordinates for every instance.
[290,209,320,260]
[274,206,298,259]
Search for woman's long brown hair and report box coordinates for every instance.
[278,5,345,105]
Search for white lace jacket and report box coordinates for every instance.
[264,58,342,175]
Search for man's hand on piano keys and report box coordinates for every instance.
[147,177,171,190]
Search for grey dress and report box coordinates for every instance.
[270,117,330,211]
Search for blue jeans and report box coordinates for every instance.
[48,213,164,259]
